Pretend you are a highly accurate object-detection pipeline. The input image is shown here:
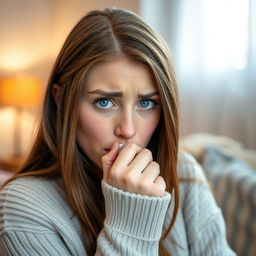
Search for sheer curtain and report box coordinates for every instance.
[140,0,256,149]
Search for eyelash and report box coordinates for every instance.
[138,99,159,110]
[93,98,116,110]
[92,97,159,111]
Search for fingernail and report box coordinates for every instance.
[119,144,125,150]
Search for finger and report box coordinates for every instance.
[140,161,160,183]
[111,143,142,171]
[152,176,166,197]
[101,142,119,181]
[128,148,153,174]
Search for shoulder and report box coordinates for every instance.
[176,152,220,218]
[0,176,66,206]
[177,152,207,182]
[0,177,87,255]
[0,176,73,233]
[176,153,220,216]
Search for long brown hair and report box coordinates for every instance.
[6,8,179,255]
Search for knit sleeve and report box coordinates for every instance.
[178,154,236,256]
[96,181,171,256]
[0,231,72,256]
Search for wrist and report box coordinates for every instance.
[102,181,171,240]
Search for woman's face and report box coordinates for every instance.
[77,56,161,168]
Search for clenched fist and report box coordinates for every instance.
[101,142,166,197]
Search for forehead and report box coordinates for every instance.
[85,56,158,92]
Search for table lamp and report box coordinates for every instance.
[0,76,42,158]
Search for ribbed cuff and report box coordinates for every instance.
[102,181,171,241]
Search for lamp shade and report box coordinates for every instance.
[0,77,42,108]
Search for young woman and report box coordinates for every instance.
[0,8,235,256]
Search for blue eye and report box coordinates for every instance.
[138,99,157,110]
[94,98,114,109]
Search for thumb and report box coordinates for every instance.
[101,142,119,182]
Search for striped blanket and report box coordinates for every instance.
[201,146,256,256]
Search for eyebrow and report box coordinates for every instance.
[87,89,159,98]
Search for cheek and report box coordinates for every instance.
[143,122,157,139]
[78,112,107,143]
[139,114,160,143]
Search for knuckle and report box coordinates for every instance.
[150,161,160,169]
[126,142,136,150]
[153,176,166,197]
[142,148,152,159]
[155,168,160,176]
[157,175,165,183]
[153,161,159,167]
[126,143,141,153]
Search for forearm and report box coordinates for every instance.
[96,181,171,255]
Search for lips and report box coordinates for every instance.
[104,143,126,153]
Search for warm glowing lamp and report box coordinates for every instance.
[0,77,41,158]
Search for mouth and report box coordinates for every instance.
[104,144,126,153]
[103,148,111,153]
[118,143,125,149]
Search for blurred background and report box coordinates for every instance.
[0,0,255,254]
[0,0,255,159]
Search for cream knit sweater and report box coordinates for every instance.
[0,153,235,255]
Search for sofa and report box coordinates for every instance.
[180,133,256,256]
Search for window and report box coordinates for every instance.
[202,0,249,70]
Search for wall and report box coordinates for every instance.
[52,0,139,58]
[140,0,256,149]
[0,0,139,157]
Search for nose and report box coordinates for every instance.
[114,110,136,139]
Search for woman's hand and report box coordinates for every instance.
[101,142,166,197]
